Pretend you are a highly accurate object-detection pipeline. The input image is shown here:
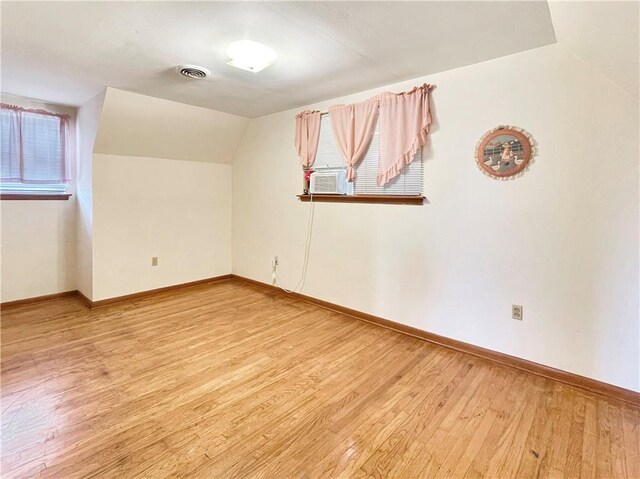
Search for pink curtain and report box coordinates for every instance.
[377,83,433,186]
[328,99,378,181]
[294,110,322,168]
[1,104,70,183]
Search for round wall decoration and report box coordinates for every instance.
[475,125,535,180]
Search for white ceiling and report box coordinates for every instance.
[1,1,556,118]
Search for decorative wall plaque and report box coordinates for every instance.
[475,126,535,179]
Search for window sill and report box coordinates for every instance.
[1,193,72,201]
[297,194,424,205]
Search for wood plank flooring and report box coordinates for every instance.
[1,280,639,478]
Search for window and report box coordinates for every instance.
[308,114,423,202]
[1,105,70,198]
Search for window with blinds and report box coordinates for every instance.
[1,105,70,194]
[313,113,423,196]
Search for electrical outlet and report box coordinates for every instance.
[151,257,158,267]
[271,256,278,285]
[512,305,523,320]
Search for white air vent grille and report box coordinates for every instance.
[175,65,211,79]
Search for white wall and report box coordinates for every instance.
[88,89,240,300]
[1,201,76,302]
[92,154,231,301]
[232,43,640,391]
[2,87,240,302]
[75,91,105,300]
[548,1,638,100]
[0,94,78,302]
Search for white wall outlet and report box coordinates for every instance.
[512,305,523,320]
[271,256,278,284]
[151,256,158,266]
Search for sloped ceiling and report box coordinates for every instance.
[94,88,248,164]
[548,1,639,100]
[1,1,556,118]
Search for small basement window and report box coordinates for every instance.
[1,105,71,200]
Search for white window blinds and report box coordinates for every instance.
[314,115,346,170]
[315,114,422,195]
[1,106,69,187]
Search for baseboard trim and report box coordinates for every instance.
[230,274,640,406]
[4,274,637,405]
[1,290,78,309]
[76,290,93,309]
[1,275,234,311]
[85,274,234,308]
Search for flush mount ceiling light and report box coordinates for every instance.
[226,40,277,73]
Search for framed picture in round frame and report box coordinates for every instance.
[475,126,535,180]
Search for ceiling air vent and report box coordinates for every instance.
[175,65,211,79]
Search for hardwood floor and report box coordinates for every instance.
[1,280,639,478]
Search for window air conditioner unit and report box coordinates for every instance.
[310,170,350,194]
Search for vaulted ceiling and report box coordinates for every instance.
[548,1,639,100]
[1,1,556,118]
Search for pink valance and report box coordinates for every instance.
[294,110,322,168]
[377,83,433,186]
[328,99,378,181]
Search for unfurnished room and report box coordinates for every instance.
[0,1,639,478]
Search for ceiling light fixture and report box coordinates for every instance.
[226,40,277,73]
